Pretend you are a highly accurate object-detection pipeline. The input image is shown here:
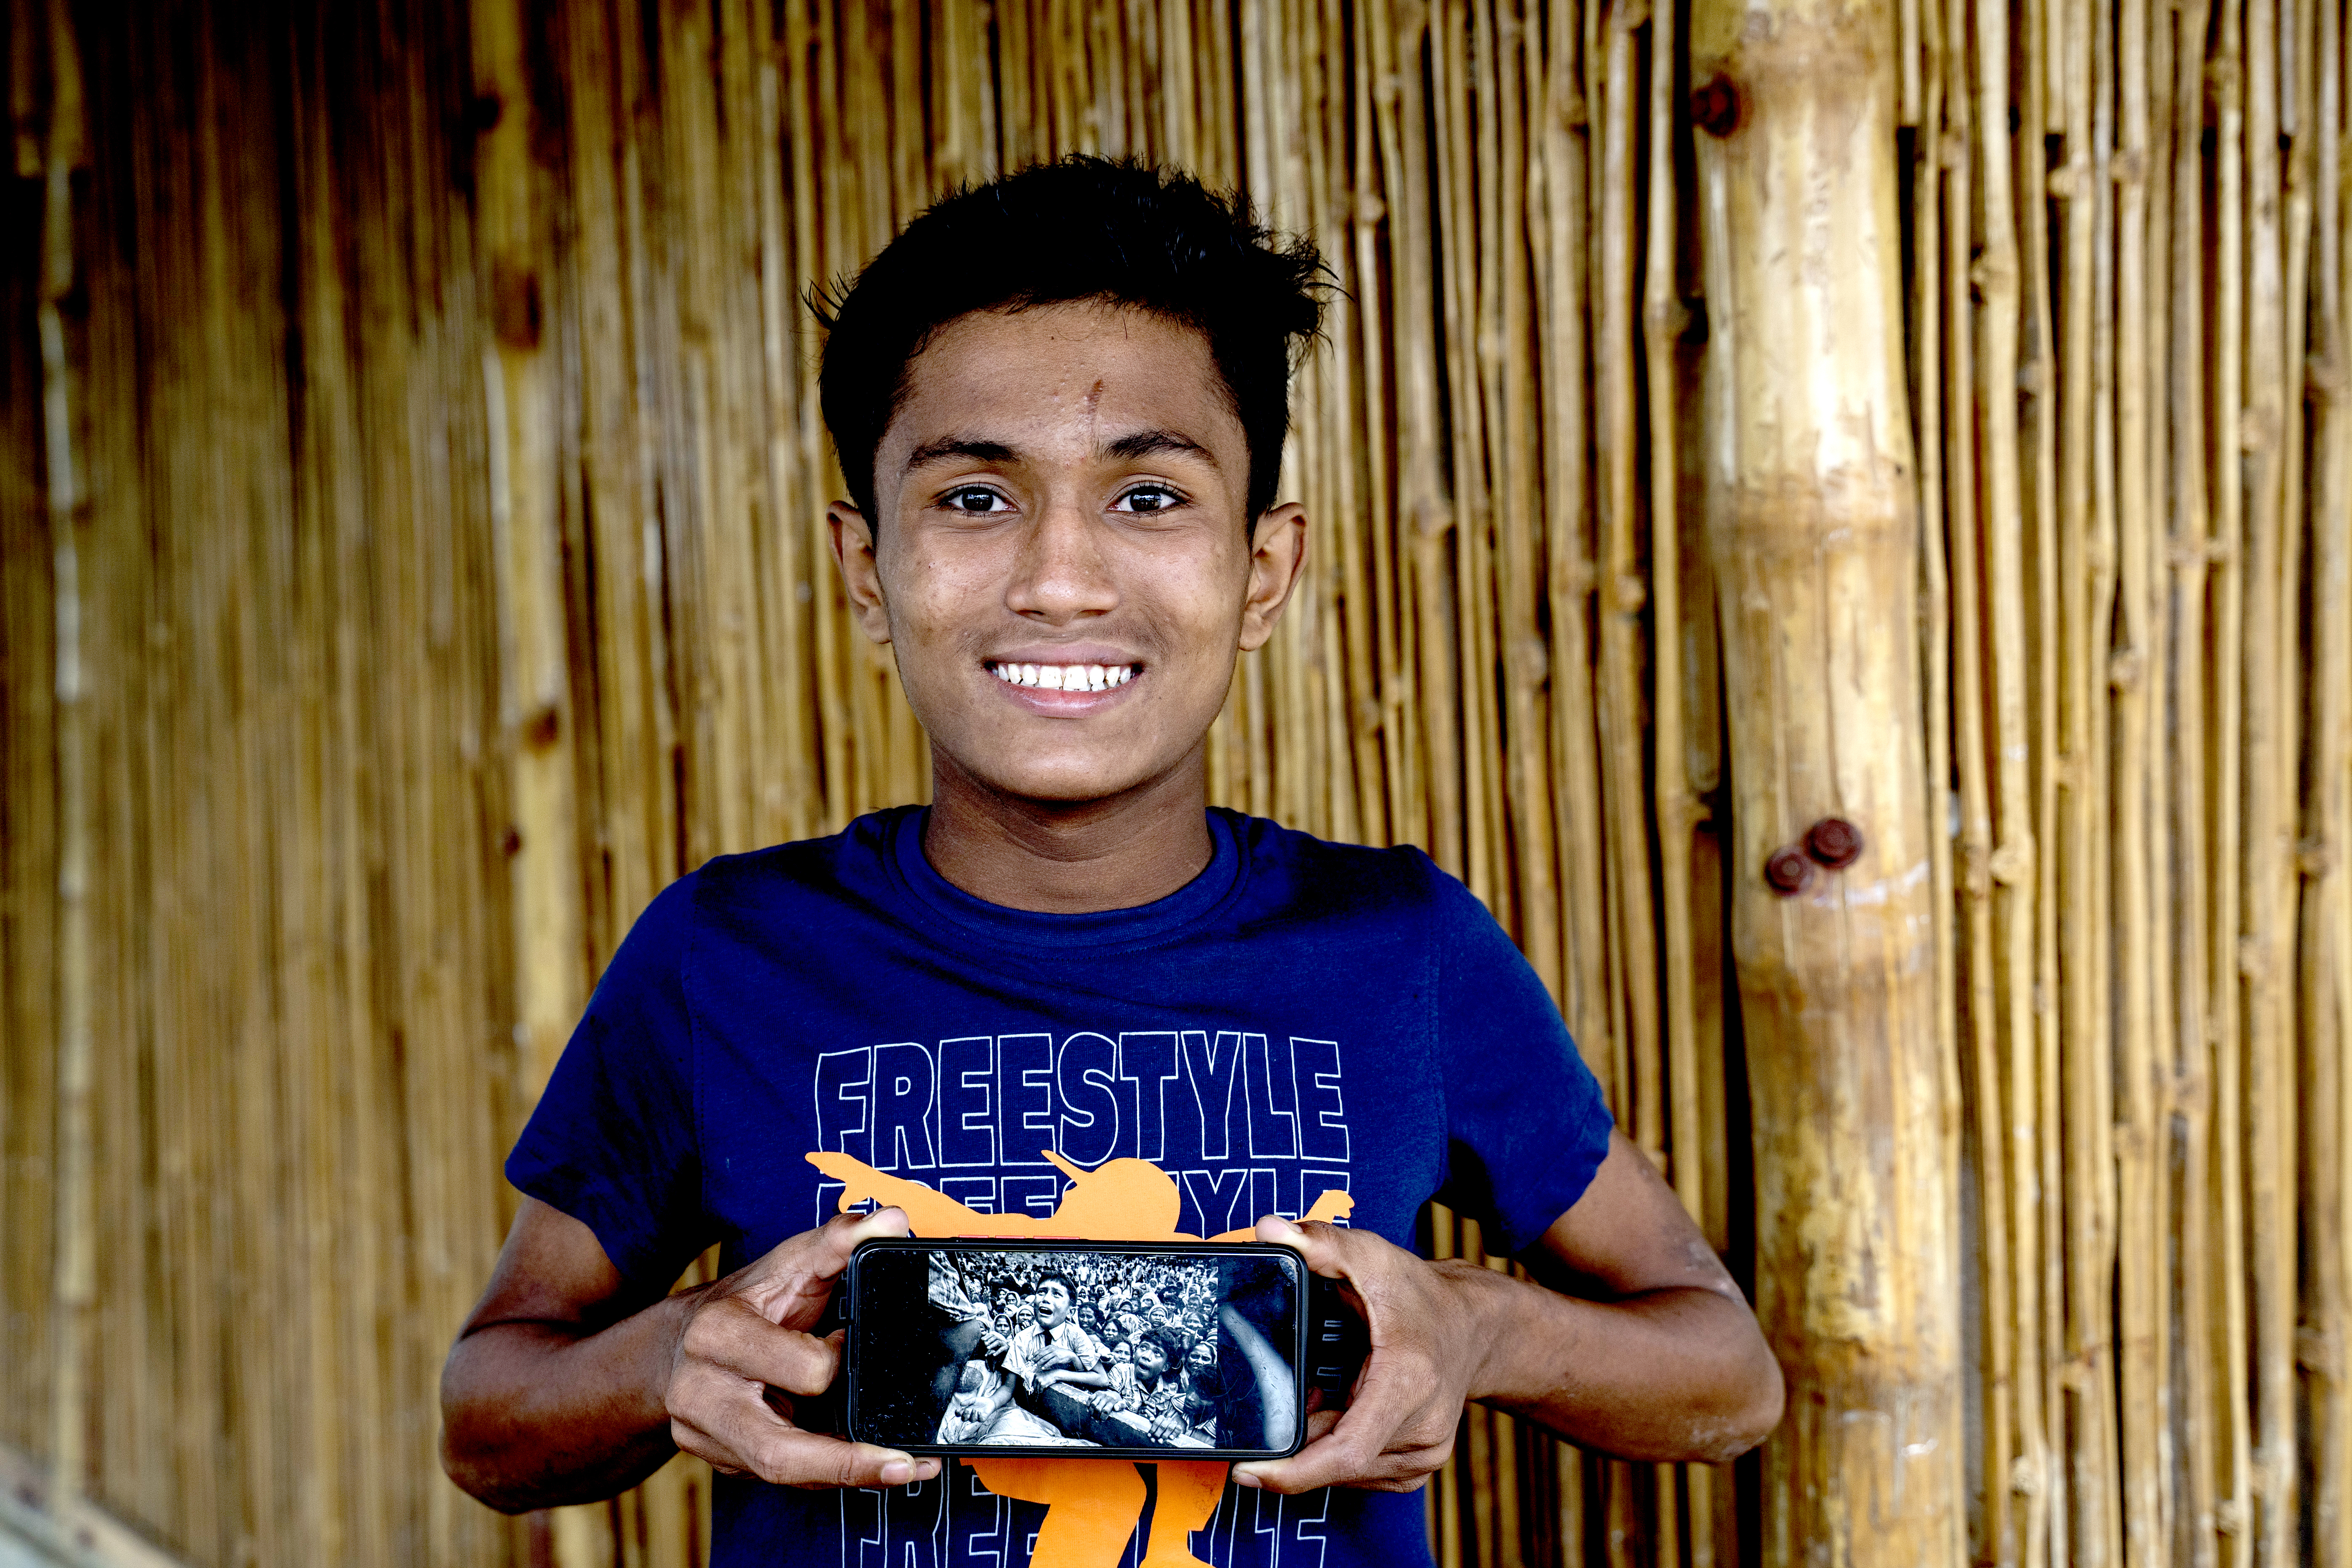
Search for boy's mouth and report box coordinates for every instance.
[986,660,1140,692]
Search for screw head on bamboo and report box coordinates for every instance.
[1691,75,1744,137]
[1765,846,1814,895]
[1804,817,1864,869]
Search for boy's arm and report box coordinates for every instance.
[440,1198,942,1512]
[1230,1130,1783,1495]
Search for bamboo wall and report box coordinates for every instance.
[2,0,2346,1565]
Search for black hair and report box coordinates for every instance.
[1035,1272,1075,1299]
[1138,1324,1190,1371]
[811,155,1330,526]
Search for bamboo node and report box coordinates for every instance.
[2296,838,2335,878]
[491,258,544,350]
[2308,352,2345,400]
[1986,839,2032,884]
[2008,1456,2041,1496]
[522,704,562,750]
[2216,1500,2246,1534]
[2238,407,2277,453]
[2047,166,2079,199]
[2296,1324,2341,1377]
[2107,649,2144,691]
[2166,536,2208,570]
[1967,251,2016,294]
[1614,574,1647,613]
[2109,150,2147,186]
[2237,935,2271,979]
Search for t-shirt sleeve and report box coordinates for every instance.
[1425,862,1615,1257]
[505,873,711,1294]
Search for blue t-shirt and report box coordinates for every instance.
[509,806,1613,1568]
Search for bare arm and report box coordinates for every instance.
[440,1198,941,1513]
[1232,1130,1783,1493]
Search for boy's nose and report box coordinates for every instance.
[1004,496,1119,622]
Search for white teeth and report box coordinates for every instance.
[992,662,1138,690]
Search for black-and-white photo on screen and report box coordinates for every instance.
[852,1246,1302,1454]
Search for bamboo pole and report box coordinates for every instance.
[1691,1,1964,1564]
[39,0,91,1530]
[2305,6,2350,1558]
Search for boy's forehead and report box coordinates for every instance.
[884,303,1240,466]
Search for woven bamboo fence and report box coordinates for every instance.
[3,0,2346,1564]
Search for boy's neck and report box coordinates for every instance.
[919,754,1217,914]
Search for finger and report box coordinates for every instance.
[739,1206,912,1326]
[674,1398,941,1490]
[758,1428,941,1491]
[1228,1352,1446,1494]
[680,1298,842,1395]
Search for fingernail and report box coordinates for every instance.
[919,1460,941,1479]
[881,1459,913,1484]
[1232,1470,1263,1489]
[1261,1215,1300,1237]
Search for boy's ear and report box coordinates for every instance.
[827,501,895,646]
[1237,502,1309,653]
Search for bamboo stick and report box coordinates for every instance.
[2304,6,2350,1558]
[39,0,91,1530]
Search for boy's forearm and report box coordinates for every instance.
[1441,1261,1784,1464]
[440,1291,692,1513]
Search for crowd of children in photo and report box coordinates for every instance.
[924,1251,1250,1450]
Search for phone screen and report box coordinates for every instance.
[845,1240,1306,1459]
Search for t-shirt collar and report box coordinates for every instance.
[886,805,1245,949]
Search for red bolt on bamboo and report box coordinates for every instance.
[1766,846,1815,894]
[1806,817,1865,869]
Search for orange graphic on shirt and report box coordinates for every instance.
[806,1148,1351,1568]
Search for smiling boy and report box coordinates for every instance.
[440,157,1781,1567]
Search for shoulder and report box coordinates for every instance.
[680,807,911,914]
[1220,810,1454,924]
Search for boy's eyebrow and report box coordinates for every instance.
[902,430,1218,475]
[1104,429,1217,464]
[903,436,1017,473]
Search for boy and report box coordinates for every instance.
[439,156,1781,1567]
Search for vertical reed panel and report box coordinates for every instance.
[4,1,2349,1565]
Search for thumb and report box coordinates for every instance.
[1254,1214,1349,1279]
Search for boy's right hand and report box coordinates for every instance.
[663,1206,944,1489]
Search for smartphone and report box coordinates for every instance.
[843,1237,1355,1461]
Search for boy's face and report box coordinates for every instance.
[830,302,1306,806]
[1034,1279,1073,1327]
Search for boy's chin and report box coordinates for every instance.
[946,752,1185,810]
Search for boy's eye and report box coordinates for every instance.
[941,486,1012,514]
[1111,484,1185,515]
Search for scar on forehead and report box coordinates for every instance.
[1087,378,1104,416]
